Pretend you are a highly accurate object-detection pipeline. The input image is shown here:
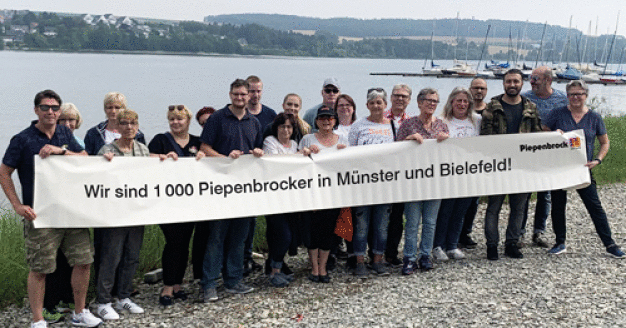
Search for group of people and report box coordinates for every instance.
[1,70,624,328]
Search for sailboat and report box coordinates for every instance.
[422,22,443,75]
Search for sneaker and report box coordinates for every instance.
[487,245,498,261]
[432,246,449,262]
[532,233,549,248]
[115,298,144,314]
[56,302,75,314]
[225,282,254,294]
[31,320,47,328]
[203,288,218,302]
[354,262,368,278]
[548,243,567,255]
[607,244,625,258]
[371,262,390,276]
[96,303,119,320]
[401,258,418,275]
[446,248,466,260]
[71,308,103,327]
[269,273,289,288]
[459,235,477,249]
[418,255,433,271]
[43,309,64,324]
[385,257,403,267]
[504,244,524,259]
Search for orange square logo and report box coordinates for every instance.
[569,137,581,149]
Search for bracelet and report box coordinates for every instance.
[594,158,602,165]
[60,149,67,155]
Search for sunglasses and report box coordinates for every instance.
[39,105,61,112]
[168,105,185,111]
[368,87,385,94]
[324,87,340,94]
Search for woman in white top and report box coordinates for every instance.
[334,94,357,140]
[348,88,395,278]
[298,106,346,284]
[262,113,309,287]
[431,87,481,262]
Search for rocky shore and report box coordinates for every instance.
[3,183,626,328]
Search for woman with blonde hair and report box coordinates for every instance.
[148,105,205,305]
[58,103,85,148]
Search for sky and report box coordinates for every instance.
[2,0,625,38]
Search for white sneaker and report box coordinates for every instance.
[71,308,104,327]
[446,248,466,260]
[31,320,47,328]
[96,303,119,320]
[116,298,144,314]
[432,246,449,261]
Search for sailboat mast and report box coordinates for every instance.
[603,11,620,75]
[535,22,547,68]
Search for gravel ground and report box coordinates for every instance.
[3,183,626,328]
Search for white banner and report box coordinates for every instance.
[33,130,590,228]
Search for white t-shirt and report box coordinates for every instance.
[298,133,349,152]
[104,130,121,144]
[444,113,481,139]
[335,124,352,140]
[263,136,298,154]
[348,118,395,146]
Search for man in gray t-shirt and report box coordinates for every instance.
[520,66,569,248]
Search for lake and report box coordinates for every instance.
[1,50,625,154]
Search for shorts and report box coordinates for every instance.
[24,220,94,274]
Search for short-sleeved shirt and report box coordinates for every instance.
[298,133,349,151]
[445,114,481,139]
[522,89,568,122]
[2,121,84,206]
[544,106,607,162]
[349,118,395,146]
[200,105,263,156]
[396,116,449,141]
[253,105,278,131]
[263,136,298,154]
[148,133,202,157]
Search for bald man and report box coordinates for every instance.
[520,66,568,248]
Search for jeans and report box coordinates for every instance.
[385,203,405,259]
[243,217,257,262]
[201,218,250,290]
[266,214,294,269]
[434,197,473,250]
[403,200,441,261]
[551,176,615,247]
[461,197,479,238]
[484,193,529,247]
[521,191,551,235]
[160,222,194,286]
[96,226,145,303]
[353,204,391,257]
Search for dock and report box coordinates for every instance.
[370,72,626,85]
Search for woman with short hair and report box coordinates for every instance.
[148,105,205,306]
[348,88,394,278]
[58,103,85,148]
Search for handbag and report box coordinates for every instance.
[334,207,353,241]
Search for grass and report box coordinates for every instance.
[0,116,625,309]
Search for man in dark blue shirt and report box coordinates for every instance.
[0,90,102,327]
[199,79,264,302]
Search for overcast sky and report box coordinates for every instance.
[2,0,624,38]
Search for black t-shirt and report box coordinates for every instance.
[148,133,202,157]
[501,100,524,134]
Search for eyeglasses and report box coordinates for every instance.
[119,120,138,126]
[392,93,410,99]
[367,87,385,94]
[169,105,185,111]
[529,75,543,82]
[420,98,439,104]
[324,87,340,94]
[568,92,587,98]
[38,105,61,112]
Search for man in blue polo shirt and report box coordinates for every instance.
[0,90,102,328]
[199,79,264,302]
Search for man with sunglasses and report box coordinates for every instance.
[520,66,568,249]
[480,69,542,261]
[0,90,102,328]
[303,78,341,128]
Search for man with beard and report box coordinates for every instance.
[520,66,568,248]
[459,77,489,249]
[480,69,542,261]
